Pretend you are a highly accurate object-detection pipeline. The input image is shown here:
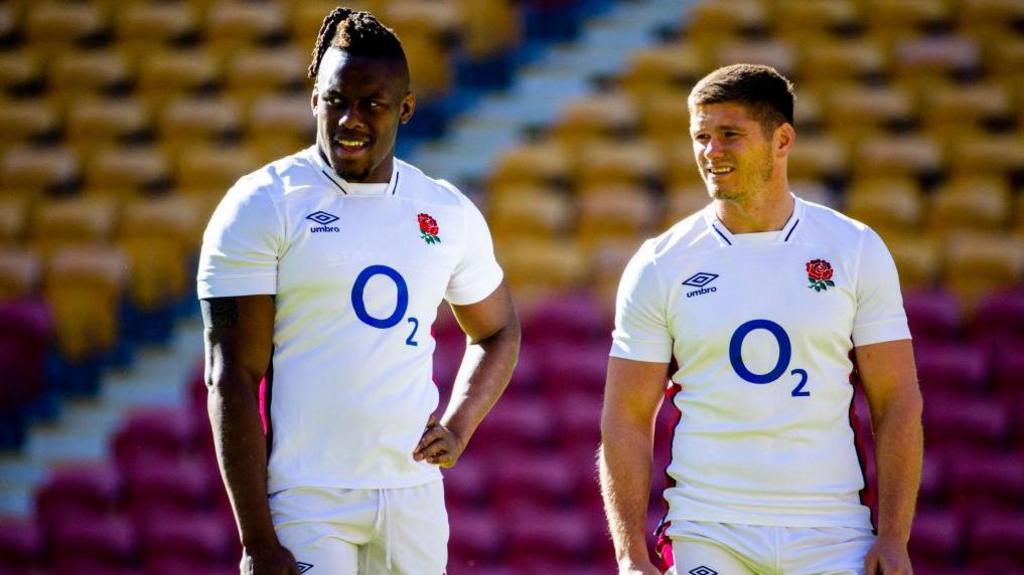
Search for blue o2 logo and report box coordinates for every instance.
[729,319,810,397]
[351,265,419,346]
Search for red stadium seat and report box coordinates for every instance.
[505,505,598,564]
[967,509,1024,570]
[137,510,235,572]
[471,396,557,450]
[49,513,136,573]
[947,450,1024,513]
[121,455,214,518]
[35,462,121,534]
[918,450,947,505]
[520,293,607,347]
[538,341,610,397]
[443,455,492,508]
[446,508,506,566]
[554,391,603,451]
[908,508,965,568]
[915,343,990,396]
[923,393,1011,449]
[903,290,962,344]
[971,289,1024,347]
[491,451,582,509]
[0,517,42,573]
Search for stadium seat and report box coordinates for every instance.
[383,4,459,102]
[824,85,915,139]
[0,517,42,574]
[490,140,571,190]
[159,96,243,146]
[519,292,606,346]
[915,341,990,395]
[0,248,40,299]
[620,45,703,105]
[864,0,951,36]
[224,47,306,106]
[714,39,798,78]
[787,134,847,181]
[891,35,981,93]
[174,145,258,194]
[49,512,136,573]
[851,134,943,180]
[457,0,522,61]
[0,194,30,245]
[884,234,941,290]
[30,196,117,257]
[121,456,214,519]
[114,2,199,51]
[923,393,1010,449]
[66,97,150,148]
[928,176,1012,234]
[112,406,201,470]
[471,396,557,450]
[43,245,127,363]
[446,507,505,567]
[48,49,132,106]
[575,185,657,249]
[967,509,1024,569]
[553,93,640,152]
[842,178,924,237]
[0,297,51,447]
[35,462,122,533]
[443,455,491,508]
[575,139,664,190]
[0,146,79,193]
[538,340,609,397]
[948,133,1024,178]
[505,505,598,564]
[923,83,1014,135]
[0,49,43,94]
[798,38,888,84]
[686,0,768,50]
[24,2,107,49]
[943,231,1024,311]
[554,391,603,452]
[947,450,1024,512]
[0,99,57,147]
[494,237,587,302]
[136,48,220,109]
[772,0,861,41]
[204,1,287,55]
[972,289,1024,345]
[488,184,572,241]
[491,451,581,509]
[903,290,961,343]
[85,147,170,197]
[918,449,947,504]
[909,508,964,567]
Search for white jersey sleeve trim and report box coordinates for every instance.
[852,227,912,346]
[610,240,674,363]
[444,185,504,306]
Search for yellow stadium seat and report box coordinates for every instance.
[384,2,461,101]
[490,140,571,191]
[115,2,198,51]
[575,139,663,190]
[634,88,691,148]
[0,99,58,147]
[85,147,170,197]
[852,134,943,179]
[714,39,798,78]
[665,182,710,228]
[204,2,287,50]
[0,147,78,193]
[885,234,941,290]
[843,177,924,237]
[0,49,43,93]
[864,0,951,36]
[687,0,768,48]
[664,141,704,189]
[788,134,847,181]
[772,0,861,42]
[575,185,657,249]
[0,248,41,299]
[158,96,242,144]
[891,35,981,93]
[246,94,315,142]
[798,38,888,83]
[30,196,117,257]
[0,195,30,247]
[44,246,126,362]
[948,134,1024,178]
[553,93,640,152]
[488,185,572,241]
[457,0,520,60]
[957,0,1024,36]
[66,97,150,147]
[174,146,258,194]
[24,2,107,49]
[943,231,1024,312]
[825,85,915,135]
[47,49,131,103]
[928,176,1012,233]
[119,195,205,252]
[620,43,704,102]
[495,237,587,305]
[136,49,220,107]
[922,82,1013,134]
[225,47,306,106]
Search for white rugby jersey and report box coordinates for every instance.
[198,147,503,492]
[610,196,910,528]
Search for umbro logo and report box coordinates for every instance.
[683,272,719,298]
[297,562,314,573]
[690,567,718,575]
[306,211,340,233]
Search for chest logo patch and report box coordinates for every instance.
[806,259,836,292]
[682,272,719,298]
[418,213,441,244]
[306,211,340,233]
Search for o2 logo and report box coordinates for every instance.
[728,319,809,397]
[350,265,419,346]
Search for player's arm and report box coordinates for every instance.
[202,295,298,575]
[414,281,519,467]
[600,356,669,574]
[855,338,922,575]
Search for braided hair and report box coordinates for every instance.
[307,7,408,81]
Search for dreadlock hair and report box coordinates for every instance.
[307,7,408,81]
[688,64,796,137]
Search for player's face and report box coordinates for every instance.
[312,48,415,183]
[689,102,777,203]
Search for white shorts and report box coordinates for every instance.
[664,520,875,575]
[269,480,448,575]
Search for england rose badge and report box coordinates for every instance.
[418,213,441,244]
[806,259,835,292]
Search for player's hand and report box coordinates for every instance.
[413,415,466,468]
[240,542,301,575]
[864,535,913,575]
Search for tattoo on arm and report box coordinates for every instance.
[201,298,240,329]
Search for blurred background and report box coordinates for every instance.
[0,0,1023,573]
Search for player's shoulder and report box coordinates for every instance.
[797,196,876,246]
[395,158,473,209]
[645,204,716,259]
[226,147,317,204]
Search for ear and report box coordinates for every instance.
[775,123,796,157]
[399,91,416,125]
[310,86,319,117]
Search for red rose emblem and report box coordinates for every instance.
[805,259,835,292]
[417,213,441,244]
[806,259,833,282]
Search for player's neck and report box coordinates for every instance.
[714,185,795,234]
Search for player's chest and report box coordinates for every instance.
[278,196,461,288]
[664,245,856,343]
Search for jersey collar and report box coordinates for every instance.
[704,194,804,246]
[307,146,401,197]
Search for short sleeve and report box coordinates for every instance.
[610,240,673,363]
[852,228,912,346]
[445,193,504,305]
[197,179,283,299]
